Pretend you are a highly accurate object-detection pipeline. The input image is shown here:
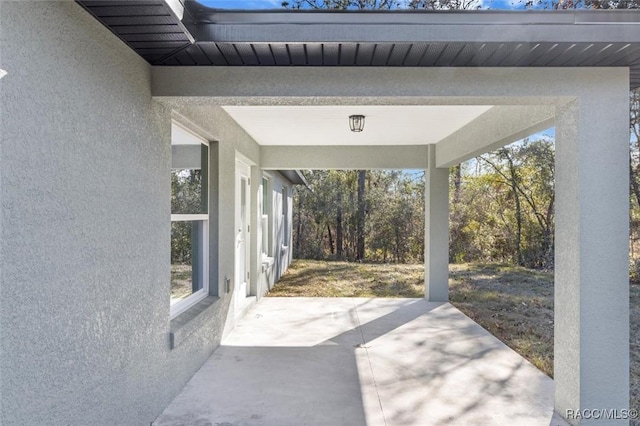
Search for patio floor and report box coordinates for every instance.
[153,298,568,426]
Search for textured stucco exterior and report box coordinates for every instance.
[156,66,632,423]
[1,1,633,425]
[0,3,296,425]
[252,171,295,298]
[271,173,295,284]
[554,83,630,425]
[1,3,203,424]
[261,145,429,170]
[424,145,449,302]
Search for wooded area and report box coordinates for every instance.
[292,89,640,276]
[284,0,640,276]
[282,0,639,10]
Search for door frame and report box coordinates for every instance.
[235,158,252,312]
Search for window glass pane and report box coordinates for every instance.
[262,178,269,216]
[171,220,206,305]
[171,136,208,215]
[282,188,287,216]
[262,178,270,255]
[171,169,205,214]
[261,215,269,255]
[282,187,289,244]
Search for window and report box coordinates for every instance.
[282,187,289,247]
[261,177,270,257]
[262,178,269,216]
[170,122,209,318]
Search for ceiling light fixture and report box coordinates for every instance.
[349,115,365,132]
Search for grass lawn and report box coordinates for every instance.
[270,259,639,420]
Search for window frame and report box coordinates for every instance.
[170,121,210,319]
[261,175,271,259]
[282,186,289,249]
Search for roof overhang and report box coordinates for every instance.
[76,1,640,88]
[189,7,640,44]
[278,170,308,186]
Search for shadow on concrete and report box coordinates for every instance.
[153,298,562,426]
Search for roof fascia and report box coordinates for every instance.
[190,10,640,43]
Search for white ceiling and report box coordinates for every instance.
[222,105,493,146]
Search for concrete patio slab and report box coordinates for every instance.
[153,298,568,426]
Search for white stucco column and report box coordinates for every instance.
[554,85,629,424]
[425,144,449,302]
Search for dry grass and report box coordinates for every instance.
[449,263,554,376]
[272,259,639,420]
[269,260,424,298]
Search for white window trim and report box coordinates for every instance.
[171,214,209,222]
[170,219,209,319]
[170,121,210,319]
[261,174,272,259]
[281,186,289,251]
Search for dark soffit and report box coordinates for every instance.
[76,1,640,88]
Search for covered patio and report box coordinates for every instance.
[154,297,566,426]
[153,62,632,424]
[91,4,638,423]
[3,2,640,425]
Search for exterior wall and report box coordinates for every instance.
[155,64,632,424]
[0,3,282,425]
[164,106,299,335]
[253,171,295,298]
[4,3,630,425]
[270,173,294,288]
[553,81,630,425]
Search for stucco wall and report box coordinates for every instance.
[0,3,231,425]
[271,174,294,284]
[255,172,294,297]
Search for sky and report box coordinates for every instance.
[198,0,527,9]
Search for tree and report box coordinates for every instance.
[336,185,344,258]
[282,0,484,7]
[284,0,638,277]
[356,170,366,260]
[480,149,526,266]
[171,170,203,264]
[630,89,640,261]
[448,139,555,268]
[293,170,425,263]
[523,0,638,8]
[282,0,400,8]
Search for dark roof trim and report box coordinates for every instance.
[189,8,640,26]
[76,2,640,88]
[77,0,196,64]
[189,9,640,44]
[278,170,308,186]
[160,41,640,88]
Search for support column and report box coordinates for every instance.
[425,144,449,302]
[554,85,629,424]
